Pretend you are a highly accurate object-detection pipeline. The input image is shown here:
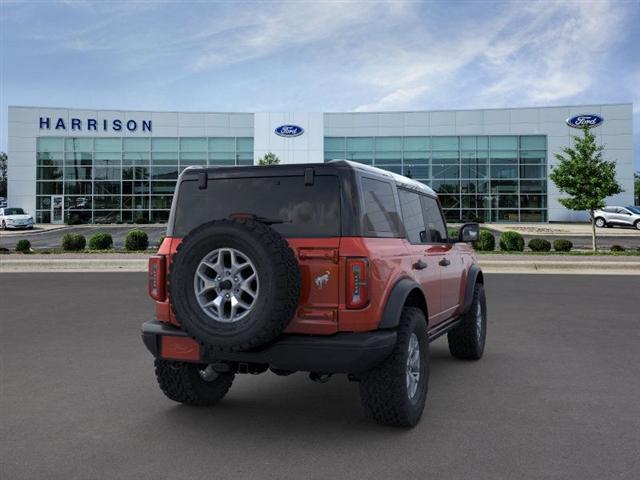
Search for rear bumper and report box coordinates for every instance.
[141,320,396,374]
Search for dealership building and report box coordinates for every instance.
[6,103,634,224]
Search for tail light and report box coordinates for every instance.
[148,255,166,301]
[346,257,369,309]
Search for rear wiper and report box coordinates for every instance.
[228,213,291,225]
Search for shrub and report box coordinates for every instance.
[499,231,524,252]
[125,230,149,251]
[62,233,86,251]
[553,239,573,252]
[610,244,625,252]
[15,239,31,253]
[528,238,551,252]
[88,232,113,250]
[447,228,459,240]
[473,230,495,251]
[134,215,149,224]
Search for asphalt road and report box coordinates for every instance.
[2,273,639,479]
[1,225,639,250]
[0,225,167,249]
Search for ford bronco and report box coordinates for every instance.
[142,160,487,427]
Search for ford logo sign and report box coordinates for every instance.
[566,114,604,129]
[275,125,304,137]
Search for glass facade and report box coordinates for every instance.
[325,135,547,222]
[35,136,253,223]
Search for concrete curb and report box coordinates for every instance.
[1,257,639,275]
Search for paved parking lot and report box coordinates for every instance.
[1,273,639,479]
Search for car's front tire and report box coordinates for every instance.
[1,221,5,230]
[447,283,487,360]
[359,307,429,427]
[595,217,606,228]
[154,359,235,406]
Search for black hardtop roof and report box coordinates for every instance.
[182,159,436,196]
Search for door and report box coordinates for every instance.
[614,207,633,226]
[51,195,64,224]
[397,189,443,323]
[420,194,462,321]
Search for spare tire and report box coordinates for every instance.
[169,219,300,352]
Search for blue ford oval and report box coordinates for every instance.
[275,125,304,137]
[566,114,604,129]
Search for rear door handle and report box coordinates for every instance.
[439,257,451,267]
[412,260,427,270]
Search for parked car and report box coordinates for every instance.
[0,207,34,230]
[594,206,640,230]
[142,160,486,427]
[0,197,7,209]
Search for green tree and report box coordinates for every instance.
[0,152,7,198]
[258,152,280,165]
[634,172,640,205]
[549,128,623,251]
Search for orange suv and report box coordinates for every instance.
[142,160,487,427]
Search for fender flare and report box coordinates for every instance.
[462,264,484,314]
[378,278,427,329]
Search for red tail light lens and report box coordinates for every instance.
[346,257,369,309]
[148,255,166,301]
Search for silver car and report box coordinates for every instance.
[594,206,640,230]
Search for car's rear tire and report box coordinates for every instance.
[635,220,640,230]
[359,307,429,427]
[447,283,487,360]
[169,219,300,352]
[154,359,235,406]
[595,217,606,228]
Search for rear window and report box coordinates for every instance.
[171,175,341,237]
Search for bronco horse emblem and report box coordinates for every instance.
[314,271,331,289]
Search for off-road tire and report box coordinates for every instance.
[154,359,235,406]
[594,217,606,228]
[359,307,429,427]
[169,219,300,352]
[447,283,487,360]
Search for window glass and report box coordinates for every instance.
[490,136,518,150]
[37,137,64,151]
[431,136,459,151]
[174,175,341,237]
[375,137,402,151]
[325,137,345,151]
[65,138,93,151]
[209,138,235,152]
[420,195,447,243]
[152,138,178,151]
[180,138,207,152]
[520,135,546,150]
[347,137,373,151]
[236,137,254,153]
[95,138,122,152]
[460,137,477,150]
[398,189,426,243]
[124,138,150,152]
[403,137,429,150]
[361,177,400,236]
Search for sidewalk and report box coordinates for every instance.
[2,253,639,274]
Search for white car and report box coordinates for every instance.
[594,206,640,230]
[0,207,35,230]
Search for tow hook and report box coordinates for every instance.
[309,372,332,383]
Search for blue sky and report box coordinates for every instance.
[1,0,639,168]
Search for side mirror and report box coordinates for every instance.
[458,223,480,243]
